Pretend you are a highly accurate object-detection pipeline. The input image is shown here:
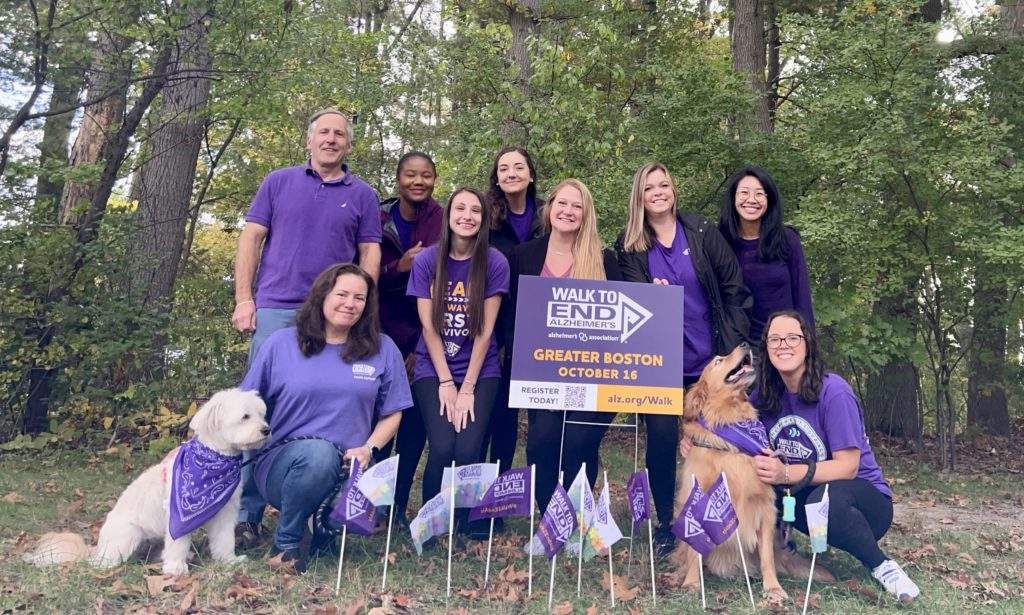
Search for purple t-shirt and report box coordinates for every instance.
[246,163,383,309]
[407,245,510,382]
[734,228,815,341]
[506,195,536,243]
[756,374,891,497]
[647,221,713,377]
[240,327,412,493]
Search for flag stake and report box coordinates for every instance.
[483,459,500,588]
[380,454,399,592]
[576,462,587,598]
[802,552,817,615]
[699,553,706,609]
[528,464,536,597]
[605,470,616,608]
[645,468,657,606]
[722,472,756,611]
[334,525,347,596]
[548,553,557,609]
[446,460,456,600]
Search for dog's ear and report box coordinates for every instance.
[189,391,225,436]
[683,380,707,419]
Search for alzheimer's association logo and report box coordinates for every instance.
[545,286,653,342]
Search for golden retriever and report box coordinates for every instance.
[673,344,825,600]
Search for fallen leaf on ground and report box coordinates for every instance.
[145,574,176,596]
[845,579,880,601]
[393,594,411,608]
[342,598,365,615]
[944,572,972,590]
[551,601,573,615]
[958,553,977,566]
[312,607,337,615]
[602,571,638,602]
[2,492,23,503]
[178,586,196,611]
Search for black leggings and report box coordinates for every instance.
[526,409,614,512]
[415,377,499,503]
[786,478,893,570]
[481,375,518,476]
[645,375,699,527]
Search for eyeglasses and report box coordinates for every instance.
[767,334,805,349]
[736,189,767,201]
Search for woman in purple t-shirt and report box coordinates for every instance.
[717,165,815,342]
[752,310,920,603]
[407,187,510,529]
[615,162,752,554]
[241,264,413,573]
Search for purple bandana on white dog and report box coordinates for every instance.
[697,417,770,457]
[168,438,242,540]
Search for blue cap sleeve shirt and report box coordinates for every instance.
[406,245,510,383]
[758,374,892,497]
[240,327,413,494]
[646,220,714,378]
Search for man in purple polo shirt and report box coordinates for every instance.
[230,108,382,544]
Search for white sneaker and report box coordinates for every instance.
[872,559,921,603]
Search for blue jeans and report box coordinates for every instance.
[258,439,342,551]
[239,307,297,525]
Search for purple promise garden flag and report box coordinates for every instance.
[671,479,716,556]
[469,466,532,521]
[692,473,738,545]
[626,470,652,527]
[328,458,377,536]
[532,483,578,559]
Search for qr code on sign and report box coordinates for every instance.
[565,385,587,409]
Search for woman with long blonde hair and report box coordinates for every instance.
[616,162,751,555]
[504,178,623,511]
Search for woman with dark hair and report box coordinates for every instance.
[241,263,412,573]
[407,187,510,515]
[482,146,544,486]
[377,151,443,522]
[615,162,751,555]
[508,179,623,511]
[718,165,814,341]
[752,310,920,603]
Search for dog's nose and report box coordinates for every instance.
[261,427,270,436]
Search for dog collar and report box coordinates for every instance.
[696,417,770,457]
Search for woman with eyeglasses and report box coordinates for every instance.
[751,310,920,603]
[616,162,752,555]
[717,166,814,342]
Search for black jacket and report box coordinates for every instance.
[614,212,752,355]
[490,198,545,260]
[500,234,623,354]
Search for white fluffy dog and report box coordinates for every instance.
[24,388,269,576]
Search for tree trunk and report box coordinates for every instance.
[919,0,942,22]
[731,0,772,133]
[503,0,541,142]
[58,32,132,226]
[967,265,1010,435]
[22,44,174,435]
[129,6,213,307]
[766,0,780,122]
[863,293,923,441]
[35,65,84,217]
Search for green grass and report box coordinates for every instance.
[1,432,1022,614]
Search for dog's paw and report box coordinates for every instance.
[681,579,701,594]
[760,585,789,605]
[162,559,189,577]
[219,554,246,565]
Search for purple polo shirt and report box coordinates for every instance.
[734,227,815,341]
[246,163,382,309]
[756,374,892,497]
[647,221,713,377]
